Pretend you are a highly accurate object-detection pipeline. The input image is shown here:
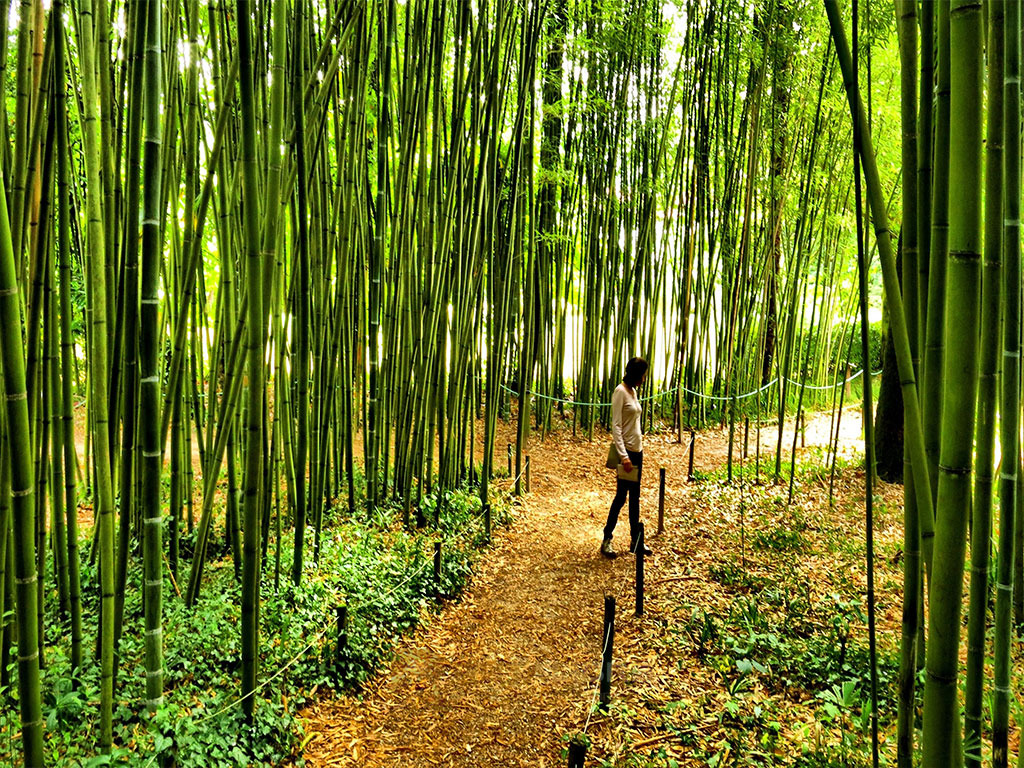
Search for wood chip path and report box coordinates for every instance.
[299,412,853,767]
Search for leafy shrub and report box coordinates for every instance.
[0,483,513,767]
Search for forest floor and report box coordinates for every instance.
[297,405,1017,767]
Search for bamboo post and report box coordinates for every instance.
[507,443,512,476]
[657,468,665,534]
[599,595,615,710]
[483,502,491,542]
[635,524,645,617]
[568,739,587,767]
[687,430,695,482]
[755,421,761,483]
[743,417,750,459]
[525,455,531,492]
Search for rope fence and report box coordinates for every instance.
[502,368,882,408]
[139,403,836,767]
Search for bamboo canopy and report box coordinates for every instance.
[0,0,1019,765]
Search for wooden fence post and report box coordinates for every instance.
[599,596,615,710]
[657,468,665,534]
[567,739,587,767]
[687,430,696,482]
[635,524,645,617]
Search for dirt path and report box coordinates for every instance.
[300,409,866,766]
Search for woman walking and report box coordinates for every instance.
[601,357,653,558]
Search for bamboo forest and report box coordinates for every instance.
[2,0,1024,764]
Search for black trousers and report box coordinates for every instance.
[603,449,642,547]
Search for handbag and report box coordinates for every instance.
[605,442,620,470]
[616,463,639,482]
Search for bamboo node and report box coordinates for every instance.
[948,249,981,262]
[938,463,972,477]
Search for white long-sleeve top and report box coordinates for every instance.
[611,382,642,459]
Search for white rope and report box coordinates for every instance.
[502,368,880,408]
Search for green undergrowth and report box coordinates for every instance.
[690,448,861,490]
[590,451,902,768]
[0,481,513,767]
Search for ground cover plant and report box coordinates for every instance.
[0,484,513,766]
[567,421,1022,767]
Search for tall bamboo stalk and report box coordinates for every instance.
[0,146,44,768]
[965,2,1002,760]
[993,3,1021,764]
[922,3,983,766]
[894,2,921,764]
[236,0,266,720]
[139,0,165,714]
[74,0,118,744]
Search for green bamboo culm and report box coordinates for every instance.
[923,0,951,536]
[893,3,921,765]
[965,0,1003,761]
[992,2,1021,764]
[139,0,165,713]
[853,3,879,763]
[54,0,82,681]
[73,0,118,746]
[0,168,44,767]
[822,0,935,564]
[236,0,266,720]
[291,0,309,584]
[922,2,983,767]
[368,0,395,514]
[113,0,145,680]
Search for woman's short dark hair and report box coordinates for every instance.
[623,357,649,388]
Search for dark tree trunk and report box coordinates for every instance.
[875,246,904,483]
